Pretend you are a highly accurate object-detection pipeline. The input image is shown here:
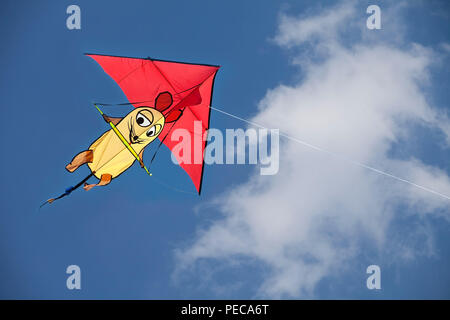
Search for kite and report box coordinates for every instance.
[41,54,220,206]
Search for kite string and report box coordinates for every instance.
[209,106,450,201]
[149,113,181,165]
[92,85,201,106]
[150,175,198,195]
[146,108,200,195]
[92,102,450,200]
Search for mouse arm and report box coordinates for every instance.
[102,114,122,125]
[138,149,145,168]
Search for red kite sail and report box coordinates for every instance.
[86,53,220,194]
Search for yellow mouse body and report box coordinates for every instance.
[64,92,181,191]
[88,107,165,179]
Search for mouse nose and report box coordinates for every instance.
[133,136,138,141]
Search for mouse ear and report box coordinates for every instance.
[155,91,173,112]
[165,109,183,123]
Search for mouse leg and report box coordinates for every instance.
[83,173,112,191]
[66,150,93,173]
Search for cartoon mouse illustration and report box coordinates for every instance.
[42,91,181,206]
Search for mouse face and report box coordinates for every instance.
[127,107,165,146]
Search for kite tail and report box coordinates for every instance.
[40,172,95,208]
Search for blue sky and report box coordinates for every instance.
[0,0,449,299]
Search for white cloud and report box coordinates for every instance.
[175,1,450,298]
[274,1,355,48]
[440,42,450,53]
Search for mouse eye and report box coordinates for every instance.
[136,112,152,127]
[146,124,161,137]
